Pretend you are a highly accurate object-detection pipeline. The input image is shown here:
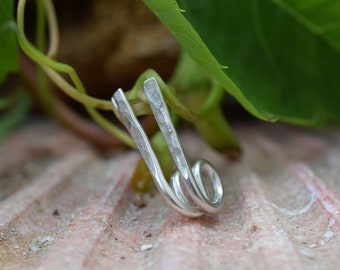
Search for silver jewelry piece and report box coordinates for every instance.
[111,77,224,217]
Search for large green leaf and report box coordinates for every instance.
[143,0,264,120]
[144,0,340,126]
[0,0,18,85]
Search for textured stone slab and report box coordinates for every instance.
[0,120,339,269]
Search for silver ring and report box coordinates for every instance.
[111,77,224,217]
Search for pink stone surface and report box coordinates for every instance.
[0,120,339,269]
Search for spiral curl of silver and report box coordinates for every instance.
[111,77,224,217]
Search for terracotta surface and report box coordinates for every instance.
[0,120,339,269]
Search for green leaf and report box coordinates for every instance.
[0,0,18,85]
[143,0,264,121]
[145,0,340,126]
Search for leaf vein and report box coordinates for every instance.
[269,0,340,52]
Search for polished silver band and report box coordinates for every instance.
[111,77,224,217]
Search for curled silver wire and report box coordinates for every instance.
[111,77,224,217]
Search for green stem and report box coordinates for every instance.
[198,80,225,116]
[19,55,139,147]
[169,51,208,90]
[127,69,198,123]
[170,51,241,158]
[36,0,46,52]
[195,107,241,155]
[35,0,52,113]
[17,0,135,147]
